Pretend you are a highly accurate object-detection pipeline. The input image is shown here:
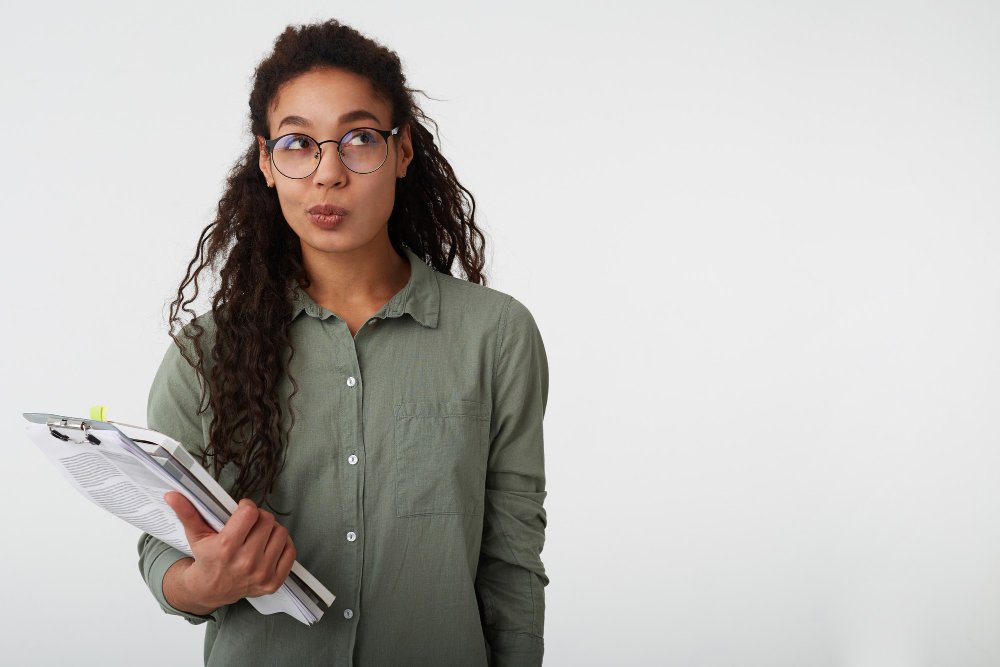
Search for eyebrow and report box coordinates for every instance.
[276,109,383,132]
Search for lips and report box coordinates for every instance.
[308,204,349,216]
[308,203,347,230]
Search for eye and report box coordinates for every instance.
[343,129,379,147]
[274,134,315,150]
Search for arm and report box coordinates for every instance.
[138,337,219,624]
[138,339,296,623]
[476,296,550,666]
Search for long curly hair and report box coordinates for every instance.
[167,19,487,509]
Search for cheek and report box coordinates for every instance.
[273,184,309,223]
[371,175,398,216]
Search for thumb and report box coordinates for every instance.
[164,491,215,544]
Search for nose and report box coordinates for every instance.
[313,139,348,187]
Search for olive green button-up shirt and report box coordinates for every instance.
[137,246,548,666]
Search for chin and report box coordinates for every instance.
[303,236,355,255]
[300,227,383,256]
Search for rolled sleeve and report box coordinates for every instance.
[477,296,549,666]
[137,533,219,625]
[137,337,219,625]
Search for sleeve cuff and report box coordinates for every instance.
[486,629,544,667]
[141,540,221,626]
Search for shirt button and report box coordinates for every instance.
[346,531,357,542]
[346,376,357,387]
[348,454,358,465]
[344,609,354,619]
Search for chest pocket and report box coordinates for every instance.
[394,400,490,517]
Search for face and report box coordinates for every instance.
[257,66,413,258]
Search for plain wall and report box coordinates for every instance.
[1,1,998,665]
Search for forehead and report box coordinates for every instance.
[268,67,391,131]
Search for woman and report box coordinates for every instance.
[137,19,549,667]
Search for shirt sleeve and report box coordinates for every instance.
[477,296,550,666]
[136,337,221,625]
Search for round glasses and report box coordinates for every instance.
[264,126,400,178]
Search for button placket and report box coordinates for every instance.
[340,324,364,637]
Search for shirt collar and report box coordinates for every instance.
[288,245,440,328]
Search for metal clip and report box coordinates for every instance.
[46,418,101,445]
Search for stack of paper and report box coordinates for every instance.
[23,413,335,625]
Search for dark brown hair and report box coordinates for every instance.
[168,19,486,508]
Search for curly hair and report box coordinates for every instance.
[167,19,487,509]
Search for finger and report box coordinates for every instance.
[220,498,261,545]
[273,540,297,583]
[164,491,216,543]
[261,522,289,571]
[242,508,277,554]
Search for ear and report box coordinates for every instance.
[257,135,275,187]
[396,123,413,178]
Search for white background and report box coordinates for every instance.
[1,1,998,665]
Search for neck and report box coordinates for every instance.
[301,234,410,309]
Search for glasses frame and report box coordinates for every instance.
[264,126,401,177]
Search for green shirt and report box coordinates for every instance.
[137,245,549,666]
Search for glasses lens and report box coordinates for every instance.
[340,129,387,173]
[271,134,319,178]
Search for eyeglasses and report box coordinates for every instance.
[264,126,400,178]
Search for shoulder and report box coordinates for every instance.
[435,272,512,308]
[435,273,537,318]
[152,311,218,385]
[432,272,543,346]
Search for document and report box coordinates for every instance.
[23,413,334,625]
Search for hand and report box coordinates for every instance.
[163,492,297,611]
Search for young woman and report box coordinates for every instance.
[137,19,549,667]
